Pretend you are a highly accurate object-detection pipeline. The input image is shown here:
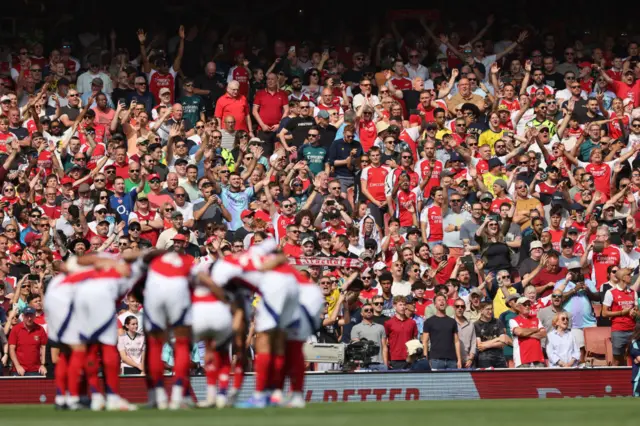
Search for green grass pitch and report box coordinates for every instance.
[0,398,638,426]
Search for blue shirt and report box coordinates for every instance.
[220,186,255,230]
[328,139,363,178]
[555,279,597,329]
[109,188,138,233]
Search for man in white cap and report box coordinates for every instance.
[509,297,546,368]
[404,339,431,370]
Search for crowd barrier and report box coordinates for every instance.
[0,368,633,404]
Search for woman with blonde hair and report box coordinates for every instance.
[546,312,580,368]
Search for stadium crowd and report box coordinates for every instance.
[2,11,640,384]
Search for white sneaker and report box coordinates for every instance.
[196,397,216,408]
[156,388,169,410]
[215,395,228,409]
[226,390,238,407]
[106,397,138,411]
[66,396,82,411]
[90,394,105,411]
[269,390,284,406]
[286,395,305,408]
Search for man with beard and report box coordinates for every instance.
[279,100,315,152]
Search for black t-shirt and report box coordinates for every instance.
[544,72,565,90]
[598,218,626,245]
[372,315,389,326]
[111,88,134,107]
[402,90,421,112]
[474,318,506,363]
[467,121,489,139]
[194,74,225,114]
[423,315,457,360]
[59,106,80,123]
[318,124,338,151]
[342,69,364,84]
[285,117,316,148]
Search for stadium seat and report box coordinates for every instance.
[604,337,613,366]
[584,326,611,366]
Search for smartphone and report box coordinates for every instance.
[326,200,335,206]
[334,78,341,85]
[218,44,224,51]
[409,109,420,115]
[289,46,296,54]
[28,274,39,281]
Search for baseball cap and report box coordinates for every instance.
[25,232,42,245]
[449,152,463,162]
[567,227,579,234]
[488,158,503,169]
[529,241,543,251]
[469,288,483,297]
[22,307,36,316]
[317,110,330,119]
[480,192,493,201]
[409,115,422,126]
[301,237,315,246]
[137,193,148,200]
[104,164,116,170]
[171,211,183,219]
[159,88,171,96]
[172,234,187,242]
[406,227,421,236]
[94,205,107,213]
[60,177,74,185]
[148,173,161,181]
[241,210,255,219]
[373,262,387,272]
[91,77,104,87]
[9,244,22,254]
[516,297,531,305]
[0,95,10,103]
[405,339,423,357]
[497,104,509,112]
[505,293,521,304]
[561,237,574,248]
[205,236,217,245]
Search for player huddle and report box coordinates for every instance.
[44,239,324,411]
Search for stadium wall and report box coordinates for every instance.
[0,369,632,404]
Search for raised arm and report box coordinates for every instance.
[137,29,151,74]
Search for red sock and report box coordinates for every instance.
[85,345,101,395]
[286,341,305,392]
[54,351,69,397]
[233,364,244,390]
[68,350,86,397]
[271,354,285,390]
[205,356,218,386]
[215,351,231,393]
[146,335,165,388]
[254,353,271,392]
[173,336,191,388]
[101,344,120,395]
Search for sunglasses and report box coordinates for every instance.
[373,302,383,306]
[362,309,372,313]
[551,295,562,299]
[454,304,466,309]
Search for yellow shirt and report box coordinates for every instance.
[493,286,517,319]
[325,288,341,316]
[478,128,505,155]
[482,172,508,196]
[436,128,452,141]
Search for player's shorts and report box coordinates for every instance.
[73,284,118,346]
[143,271,192,332]
[252,271,300,333]
[44,285,76,345]
[287,284,325,341]
[192,301,233,345]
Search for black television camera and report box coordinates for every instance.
[343,339,380,370]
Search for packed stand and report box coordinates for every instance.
[2,15,640,379]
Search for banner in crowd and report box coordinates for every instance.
[0,369,631,404]
[288,257,364,268]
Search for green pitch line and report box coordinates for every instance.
[0,398,638,426]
